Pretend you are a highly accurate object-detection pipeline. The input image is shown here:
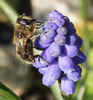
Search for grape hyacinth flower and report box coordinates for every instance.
[33,10,86,95]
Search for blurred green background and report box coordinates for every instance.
[0,0,93,100]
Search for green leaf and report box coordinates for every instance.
[0,94,9,100]
[0,82,22,100]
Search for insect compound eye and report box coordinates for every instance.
[17,18,31,25]
[20,19,31,25]
[20,20,27,25]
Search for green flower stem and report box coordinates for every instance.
[0,82,22,100]
[0,0,19,26]
[50,80,63,100]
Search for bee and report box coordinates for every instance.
[13,13,49,66]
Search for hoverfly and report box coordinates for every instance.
[13,13,49,67]
[13,13,44,46]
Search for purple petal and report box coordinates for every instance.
[43,21,58,30]
[63,44,78,58]
[56,18,65,27]
[40,34,53,44]
[54,34,66,46]
[38,67,48,75]
[41,48,55,63]
[75,35,83,48]
[48,42,62,57]
[66,65,82,82]
[33,56,46,68]
[34,37,50,50]
[34,48,55,68]
[57,27,67,36]
[61,76,75,95]
[44,29,56,39]
[32,62,39,68]
[43,20,51,30]
[58,53,74,73]
[42,20,51,31]
[66,34,76,45]
[67,22,76,34]
[72,50,86,64]
[63,16,70,25]
[42,60,61,87]
[49,10,63,21]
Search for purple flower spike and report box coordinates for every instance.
[33,10,86,95]
[61,76,75,95]
[63,44,78,58]
[48,42,62,57]
[40,34,53,44]
[54,34,66,46]
[49,10,63,21]
[56,18,65,27]
[42,60,61,87]
[57,27,67,36]
[34,37,50,50]
[72,50,86,64]
[38,67,48,75]
[58,53,74,73]
[44,29,56,39]
[66,65,82,82]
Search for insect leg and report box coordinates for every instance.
[30,31,48,40]
[26,56,35,63]
[36,21,45,25]
[33,47,44,50]
[36,25,44,29]
[36,21,45,29]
